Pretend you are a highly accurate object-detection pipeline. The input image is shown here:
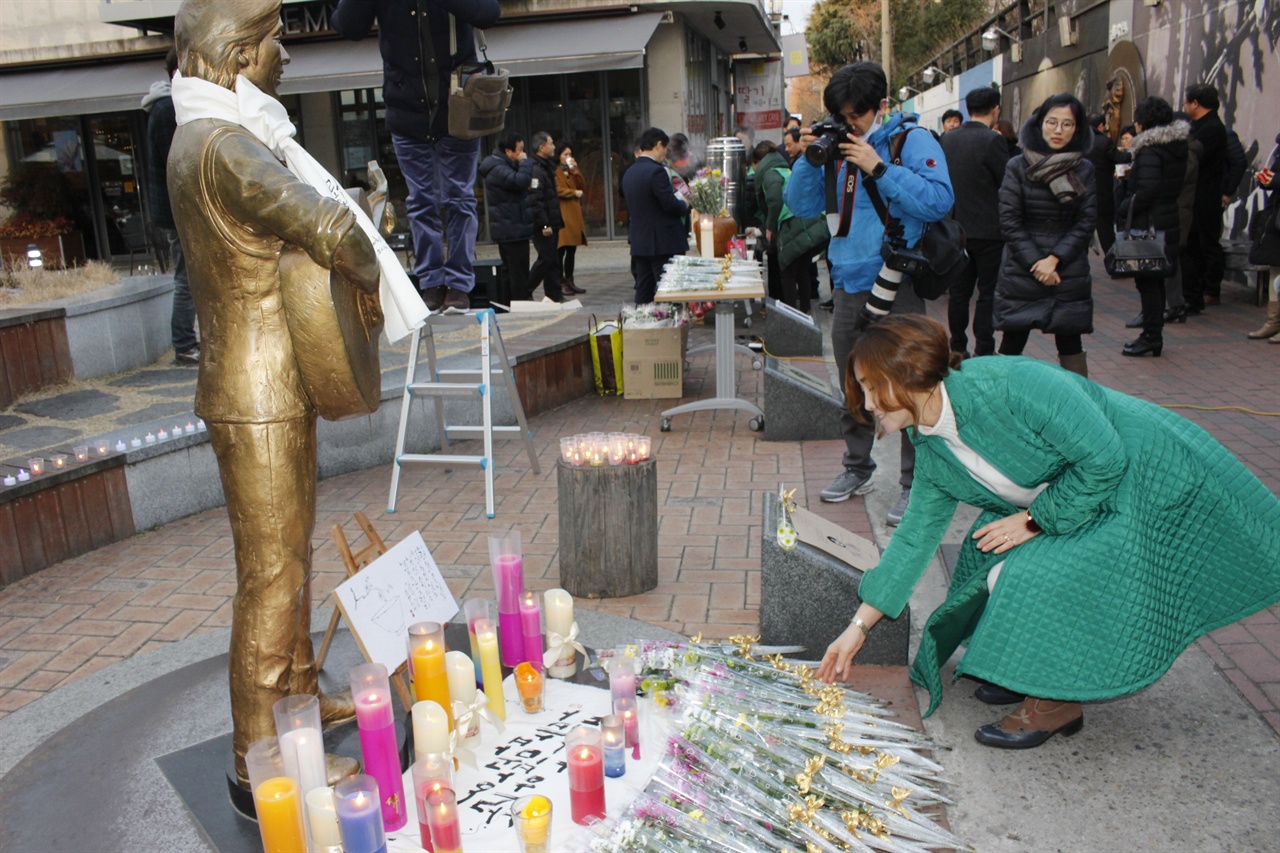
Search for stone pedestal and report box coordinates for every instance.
[759,492,908,664]
[762,356,845,442]
[557,459,658,598]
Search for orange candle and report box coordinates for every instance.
[515,661,545,713]
[254,776,307,852]
[408,621,454,730]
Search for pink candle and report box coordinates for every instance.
[610,656,637,706]
[615,696,641,759]
[519,591,543,669]
[425,788,462,853]
[490,532,526,668]
[566,727,606,824]
[350,663,408,832]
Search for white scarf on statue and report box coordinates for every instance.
[170,71,427,342]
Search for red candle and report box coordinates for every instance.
[566,727,606,825]
[425,788,462,853]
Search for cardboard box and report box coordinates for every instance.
[622,326,687,399]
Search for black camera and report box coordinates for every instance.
[804,117,855,167]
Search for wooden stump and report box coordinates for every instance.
[557,459,658,598]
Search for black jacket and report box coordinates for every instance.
[1085,131,1118,224]
[144,95,177,230]
[1117,120,1189,243]
[478,152,533,242]
[939,120,1009,241]
[528,154,564,231]
[621,155,689,257]
[995,119,1097,336]
[1188,110,1227,217]
[1176,138,1203,249]
[1222,129,1247,197]
[332,0,500,142]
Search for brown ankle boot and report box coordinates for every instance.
[1058,351,1088,378]
[1247,301,1280,339]
[974,697,1084,749]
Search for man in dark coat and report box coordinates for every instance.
[142,47,199,364]
[332,0,500,312]
[940,86,1009,358]
[621,127,689,304]
[526,131,567,302]
[478,132,533,304]
[1086,113,1118,253]
[1180,83,1227,311]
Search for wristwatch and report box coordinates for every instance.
[870,161,888,180]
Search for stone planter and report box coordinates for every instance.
[0,232,87,271]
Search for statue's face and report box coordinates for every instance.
[242,18,288,97]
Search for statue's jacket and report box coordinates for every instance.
[169,119,357,424]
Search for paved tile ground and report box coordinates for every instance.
[1,248,1276,737]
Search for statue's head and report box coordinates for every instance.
[175,0,287,96]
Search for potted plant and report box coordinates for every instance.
[0,163,86,270]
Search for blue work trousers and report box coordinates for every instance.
[392,133,480,292]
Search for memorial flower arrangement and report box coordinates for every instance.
[687,168,729,217]
[588,639,968,853]
[621,303,691,330]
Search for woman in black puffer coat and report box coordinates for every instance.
[1115,97,1189,357]
[995,93,1097,377]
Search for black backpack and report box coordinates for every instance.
[864,126,968,300]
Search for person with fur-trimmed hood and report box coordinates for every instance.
[1115,97,1189,357]
[994,93,1097,377]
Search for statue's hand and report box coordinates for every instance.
[333,227,380,294]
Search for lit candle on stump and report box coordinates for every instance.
[566,726,606,824]
[408,621,454,731]
[350,663,408,831]
[334,774,386,853]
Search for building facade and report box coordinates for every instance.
[0,0,782,262]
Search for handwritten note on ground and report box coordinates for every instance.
[333,530,459,672]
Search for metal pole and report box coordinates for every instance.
[880,0,893,82]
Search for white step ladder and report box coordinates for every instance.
[388,309,540,518]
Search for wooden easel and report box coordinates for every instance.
[318,511,413,709]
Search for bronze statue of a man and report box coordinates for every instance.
[169,0,378,784]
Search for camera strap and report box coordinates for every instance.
[863,126,919,243]
[826,161,858,238]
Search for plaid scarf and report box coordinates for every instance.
[1023,149,1087,204]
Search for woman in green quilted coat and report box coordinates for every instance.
[816,315,1280,749]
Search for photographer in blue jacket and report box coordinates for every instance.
[785,61,953,525]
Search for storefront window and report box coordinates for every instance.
[2,116,94,257]
[565,74,606,238]
[90,113,142,257]
[607,70,645,236]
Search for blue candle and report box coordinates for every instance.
[602,714,626,778]
[335,774,387,853]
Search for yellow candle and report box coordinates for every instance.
[253,776,307,853]
[474,617,506,721]
[409,622,454,730]
[520,794,552,847]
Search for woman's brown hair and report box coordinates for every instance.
[845,315,961,425]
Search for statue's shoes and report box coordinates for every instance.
[319,689,357,728]
[326,753,361,785]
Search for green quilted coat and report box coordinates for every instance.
[857,357,1280,717]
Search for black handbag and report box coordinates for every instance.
[1105,203,1174,279]
[1248,205,1280,267]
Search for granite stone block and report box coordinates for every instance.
[759,492,908,664]
[763,298,823,357]
[762,356,844,442]
[16,389,118,421]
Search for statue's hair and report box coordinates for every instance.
[175,0,281,89]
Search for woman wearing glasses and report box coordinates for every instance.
[993,94,1098,378]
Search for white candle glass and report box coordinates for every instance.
[73,446,89,462]
[28,458,44,475]
[272,693,327,799]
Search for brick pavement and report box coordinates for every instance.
[0,255,1276,735]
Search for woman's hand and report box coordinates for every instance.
[973,511,1041,554]
[1031,256,1060,284]
[817,606,882,683]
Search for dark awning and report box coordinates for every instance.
[0,13,665,121]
